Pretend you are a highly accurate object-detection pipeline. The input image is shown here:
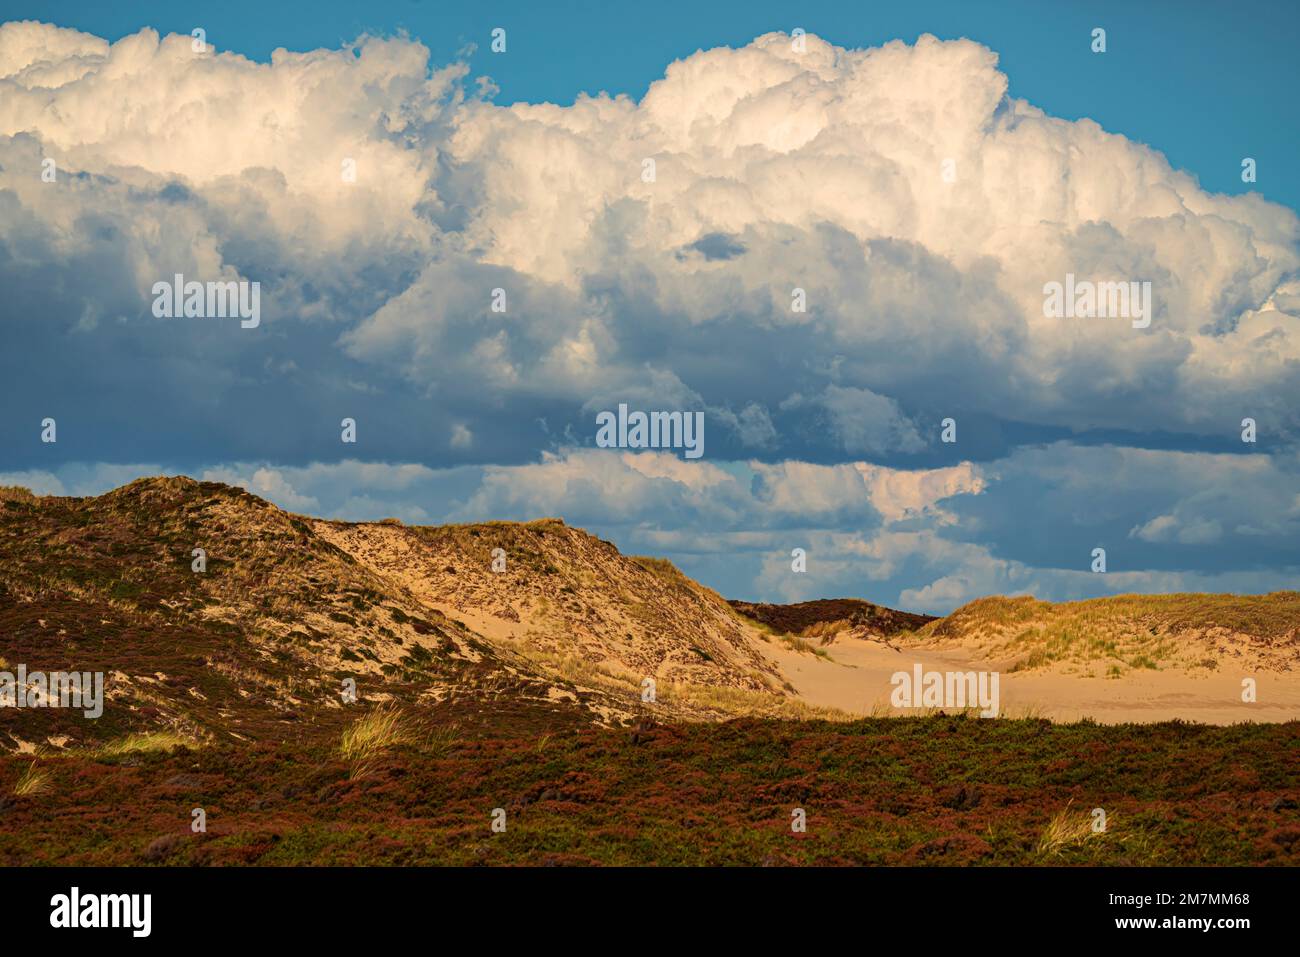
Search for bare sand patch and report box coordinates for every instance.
[760,634,1300,724]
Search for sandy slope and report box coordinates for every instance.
[759,634,1300,724]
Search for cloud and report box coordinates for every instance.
[0,463,169,496]
[3,22,1297,472]
[945,443,1300,571]
[1130,513,1223,546]
[441,30,1300,440]
[450,424,473,449]
[781,385,925,454]
[199,465,321,513]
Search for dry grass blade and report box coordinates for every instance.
[13,762,51,796]
[340,706,409,778]
[424,721,460,758]
[97,732,195,756]
[1037,802,1106,856]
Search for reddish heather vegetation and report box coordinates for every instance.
[2,706,1296,866]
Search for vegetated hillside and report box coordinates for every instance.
[0,477,813,752]
[729,597,936,645]
[911,593,1300,674]
[0,477,555,749]
[310,518,787,697]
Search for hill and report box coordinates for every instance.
[310,517,783,696]
[911,593,1300,675]
[0,477,827,751]
[729,597,936,646]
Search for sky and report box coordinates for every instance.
[0,2,1297,613]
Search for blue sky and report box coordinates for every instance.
[1,3,1297,612]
